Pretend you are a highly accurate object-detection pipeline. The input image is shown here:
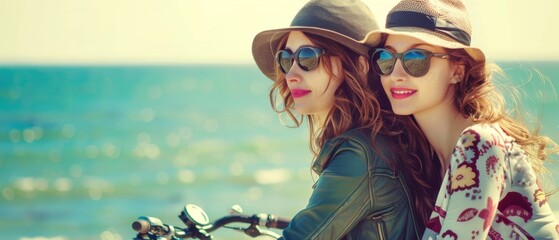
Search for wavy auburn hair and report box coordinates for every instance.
[269,32,440,231]
[448,49,559,173]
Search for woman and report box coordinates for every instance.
[251,0,439,239]
[364,0,559,239]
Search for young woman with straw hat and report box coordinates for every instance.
[364,0,559,239]
[252,0,440,239]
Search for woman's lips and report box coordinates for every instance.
[390,87,417,99]
[291,89,311,98]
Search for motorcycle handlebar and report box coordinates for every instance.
[206,213,289,231]
[271,216,290,229]
[132,211,289,239]
[132,216,184,239]
[264,214,290,229]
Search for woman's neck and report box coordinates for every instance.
[414,106,473,174]
[314,110,330,130]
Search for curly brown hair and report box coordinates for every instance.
[269,32,441,231]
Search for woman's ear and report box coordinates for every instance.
[358,55,370,76]
[451,62,466,84]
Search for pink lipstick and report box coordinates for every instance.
[390,87,416,100]
[291,89,311,98]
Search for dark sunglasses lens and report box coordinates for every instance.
[297,47,320,71]
[276,50,293,74]
[403,50,429,77]
[373,50,396,75]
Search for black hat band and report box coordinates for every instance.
[386,11,471,46]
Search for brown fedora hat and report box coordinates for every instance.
[363,0,485,62]
[252,0,379,81]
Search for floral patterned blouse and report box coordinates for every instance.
[423,123,559,240]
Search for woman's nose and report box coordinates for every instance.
[285,63,303,83]
[389,59,408,81]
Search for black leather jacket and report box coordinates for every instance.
[279,128,420,240]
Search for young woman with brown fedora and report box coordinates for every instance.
[251,0,440,239]
[364,0,559,239]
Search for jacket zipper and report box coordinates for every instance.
[371,214,387,240]
[375,220,385,240]
[369,204,394,240]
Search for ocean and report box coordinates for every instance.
[0,62,558,240]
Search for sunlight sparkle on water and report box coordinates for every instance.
[134,143,161,160]
[61,124,76,138]
[84,177,114,200]
[254,168,291,185]
[102,143,120,159]
[19,236,67,240]
[166,132,181,147]
[54,178,72,192]
[139,108,155,122]
[134,133,160,160]
[172,151,198,168]
[23,126,43,143]
[229,162,244,176]
[100,230,123,240]
[177,169,196,184]
[15,177,41,192]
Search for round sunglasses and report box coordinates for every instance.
[275,46,326,74]
[370,48,449,77]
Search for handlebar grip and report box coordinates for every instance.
[256,214,290,229]
[269,216,290,229]
[132,216,172,235]
[132,219,151,234]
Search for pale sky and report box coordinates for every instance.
[0,0,558,65]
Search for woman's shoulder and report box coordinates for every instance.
[313,128,386,172]
[331,128,391,152]
[453,123,510,164]
[326,128,373,151]
[461,122,499,134]
[337,128,391,144]
[458,123,511,147]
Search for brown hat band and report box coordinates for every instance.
[386,11,471,46]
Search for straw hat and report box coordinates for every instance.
[363,0,485,62]
[252,0,379,81]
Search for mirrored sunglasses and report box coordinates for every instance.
[275,46,326,74]
[370,48,449,77]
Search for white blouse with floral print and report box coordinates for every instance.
[423,123,559,240]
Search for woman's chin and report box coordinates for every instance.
[391,106,414,116]
[294,110,309,116]
[293,105,310,116]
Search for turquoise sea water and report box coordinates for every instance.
[0,63,558,240]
